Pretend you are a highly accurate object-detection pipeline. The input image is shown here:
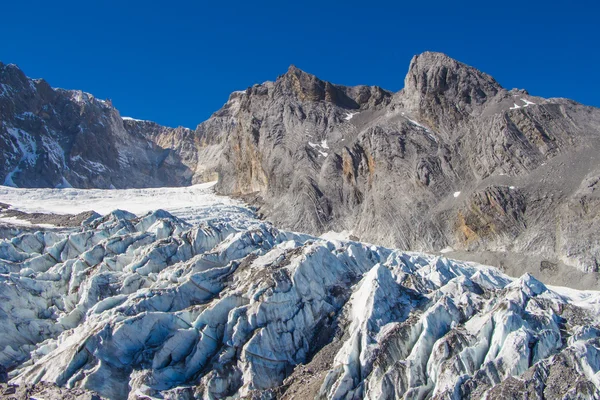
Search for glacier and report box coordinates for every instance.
[1,185,600,399]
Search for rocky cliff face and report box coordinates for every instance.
[0,62,193,188]
[3,53,600,277]
[205,53,600,276]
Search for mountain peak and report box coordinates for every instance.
[0,61,28,85]
[285,64,314,77]
[280,64,322,87]
[404,51,503,101]
[276,64,360,108]
[274,64,391,110]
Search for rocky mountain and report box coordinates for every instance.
[2,185,600,399]
[206,53,600,279]
[0,62,194,188]
[3,52,600,281]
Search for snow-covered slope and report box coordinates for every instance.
[1,186,600,399]
[0,181,256,228]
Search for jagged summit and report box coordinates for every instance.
[272,63,391,110]
[405,51,503,94]
[276,63,358,108]
[0,61,20,71]
[248,53,508,116]
[402,51,503,114]
[0,62,31,91]
[280,52,503,106]
[396,51,508,131]
[284,63,312,77]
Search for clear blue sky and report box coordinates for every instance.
[1,0,597,128]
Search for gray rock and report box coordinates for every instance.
[205,52,600,280]
[0,62,192,188]
[0,382,103,399]
[3,52,600,282]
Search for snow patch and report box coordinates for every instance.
[308,139,330,156]
[70,155,107,173]
[3,168,19,187]
[6,127,37,165]
[122,116,148,122]
[407,118,428,130]
[320,230,354,241]
[522,98,536,106]
[0,83,11,97]
[16,112,36,120]
[405,117,437,142]
[0,216,55,228]
[41,136,66,169]
[3,126,38,186]
[55,177,72,189]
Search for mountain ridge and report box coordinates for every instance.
[2,52,600,280]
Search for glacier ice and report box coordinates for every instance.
[0,195,600,399]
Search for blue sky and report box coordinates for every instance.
[1,0,597,128]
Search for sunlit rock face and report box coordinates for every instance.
[5,52,600,276]
[204,52,600,276]
[1,201,600,400]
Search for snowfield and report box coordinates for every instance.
[0,181,257,228]
[1,185,600,399]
